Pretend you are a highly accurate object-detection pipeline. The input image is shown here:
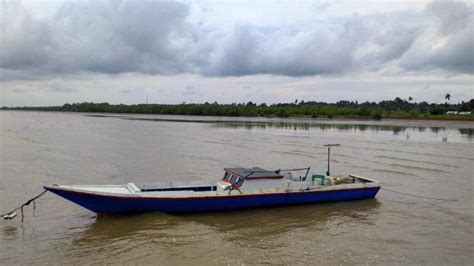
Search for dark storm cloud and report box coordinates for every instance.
[201,14,422,77]
[202,23,356,76]
[427,0,472,35]
[400,0,474,74]
[1,0,193,74]
[0,2,56,70]
[0,0,472,79]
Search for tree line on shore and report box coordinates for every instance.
[3,97,474,120]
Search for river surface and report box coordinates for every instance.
[1,111,473,265]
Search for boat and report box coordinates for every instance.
[44,167,380,214]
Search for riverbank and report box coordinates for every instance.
[2,98,473,121]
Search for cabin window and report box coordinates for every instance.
[235,177,245,187]
[223,173,230,181]
[224,173,234,182]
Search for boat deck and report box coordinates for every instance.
[60,184,131,194]
[134,181,216,192]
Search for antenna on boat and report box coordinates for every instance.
[324,144,340,176]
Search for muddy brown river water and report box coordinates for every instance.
[1,111,473,265]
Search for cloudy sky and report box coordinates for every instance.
[0,0,473,106]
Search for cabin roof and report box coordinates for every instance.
[224,167,283,179]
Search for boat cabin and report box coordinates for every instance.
[222,167,284,188]
[127,167,314,195]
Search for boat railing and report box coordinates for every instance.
[243,167,311,181]
[349,174,378,183]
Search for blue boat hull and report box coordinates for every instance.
[44,186,380,213]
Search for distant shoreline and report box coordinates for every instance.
[2,99,473,121]
[2,108,474,122]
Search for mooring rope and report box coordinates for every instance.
[1,190,48,222]
[381,187,457,201]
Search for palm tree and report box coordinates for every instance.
[445,93,451,101]
[408,96,413,102]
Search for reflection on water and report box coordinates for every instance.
[77,199,381,242]
[67,200,381,264]
[2,226,19,239]
[185,199,381,240]
[86,113,474,141]
[458,128,474,138]
[212,121,474,139]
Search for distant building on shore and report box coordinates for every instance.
[446,111,471,115]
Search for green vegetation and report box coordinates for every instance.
[3,98,474,120]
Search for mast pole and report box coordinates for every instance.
[327,146,330,176]
[324,144,340,176]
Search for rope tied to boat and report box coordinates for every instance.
[381,187,457,201]
[1,190,48,222]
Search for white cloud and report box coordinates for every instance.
[400,0,474,74]
[1,0,194,75]
[0,0,472,106]
[2,0,472,78]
